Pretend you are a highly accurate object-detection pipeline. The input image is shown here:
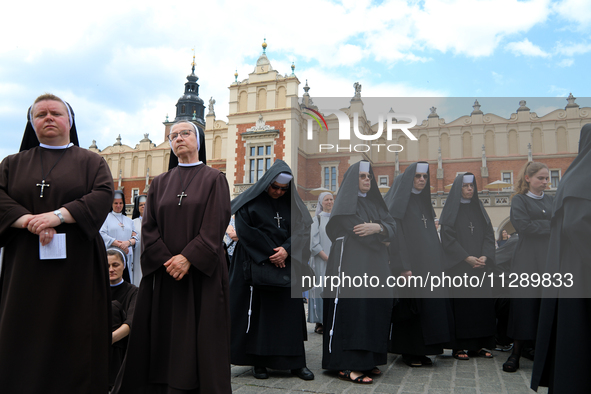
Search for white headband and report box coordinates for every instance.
[416,163,429,173]
[273,173,293,184]
[107,247,127,269]
[463,174,474,184]
[359,161,370,173]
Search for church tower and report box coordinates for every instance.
[163,54,206,140]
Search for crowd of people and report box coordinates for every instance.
[0,93,589,393]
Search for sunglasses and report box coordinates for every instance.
[414,174,429,179]
[270,184,289,191]
[359,173,373,180]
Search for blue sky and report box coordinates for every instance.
[1,0,590,160]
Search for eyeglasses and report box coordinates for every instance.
[359,173,373,180]
[414,174,429,179]
[462,184,474,188]
[168,130,194,141]
[270,184,289,191]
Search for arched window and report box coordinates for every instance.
[181,104,186,114]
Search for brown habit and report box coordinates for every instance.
[0,146,113,393]
[113,164,232,394]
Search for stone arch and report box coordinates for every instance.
[238,91,247,112]
[419,134,429,160]
[485,130,495,156]
[119,157,125,176]
[146,155,152,175]
[556,127,568,152]
[378,136,387,162]
[256,88,267,110]
[532,128,543,153]
[440,133,450,158]
[213,136,222,159]
[132,156,139,177]
[508,130,518,154]
[462,131,472,158]
[398,136,407,161]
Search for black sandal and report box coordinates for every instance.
[401,355,422,367]
[338,370,373,384]
[453,350,469,360]
[502,355,520,373]
[314,323,324,334]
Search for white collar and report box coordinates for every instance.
[319,211,331,217]
[110,279,124,287]
[178,161,203,167]
[526,191,544,200]
[411,187,422,194]
[460,197,472,204]
[358,191,367,197]
[40,143,73,149]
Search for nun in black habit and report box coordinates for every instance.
[384,162,453,367]
[439,173,496,359]
[229,160,314,381]
[321,160,395,384]
[531,124,591,393]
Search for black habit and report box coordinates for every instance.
[532,124,591,393]
[439,173,496,350]
[229,160,312,370]
[110,281,138,386]
[0,142,113,393]
[321,161,395,371]
[113,164,232,394]
[507,192,553,341]
[384,162,453,356]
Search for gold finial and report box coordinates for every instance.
[262,38,267,53]
[191,48,196,74]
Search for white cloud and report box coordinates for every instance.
[410,0,552,57]
[492,71,503,84]
[553,0,591,27]
[505,38,550,57]
[554,42,591,56]
[558,58,574,67]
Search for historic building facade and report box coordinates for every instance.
[95,41,590,235]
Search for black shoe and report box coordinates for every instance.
[502,355,520,373]
[521,347,535,361]
[291,367,314,380]
[252,366,268,379]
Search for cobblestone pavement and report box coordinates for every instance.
[231,314,547,394]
